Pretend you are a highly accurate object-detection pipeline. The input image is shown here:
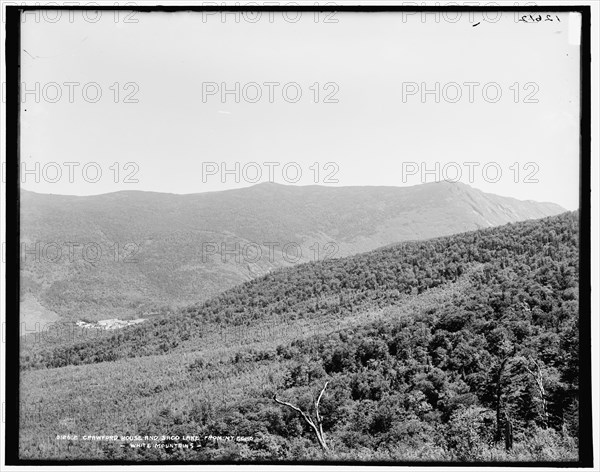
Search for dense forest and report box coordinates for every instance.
[20,212,580,462]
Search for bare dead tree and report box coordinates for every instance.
[523,358,549,427]
[273,381,330,452]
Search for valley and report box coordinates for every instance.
[20,211,580,462]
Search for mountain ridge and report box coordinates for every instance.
[20,181,566,321]
[20,180,567,209]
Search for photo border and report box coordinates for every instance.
[3,4,593,467]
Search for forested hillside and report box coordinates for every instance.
[20,181,564,321]
[21,212,580,462]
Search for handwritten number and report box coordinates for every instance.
[520,13,560,23]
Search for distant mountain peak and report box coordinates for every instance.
[21,180,565,321]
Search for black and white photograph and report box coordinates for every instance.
[1,1,597,469]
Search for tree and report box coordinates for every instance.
[504,411,513,450]
[273,381,330,452]
[521,357,549,427]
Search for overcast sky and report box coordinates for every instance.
[19,9,581,210]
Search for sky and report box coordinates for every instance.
[17,9,581,210]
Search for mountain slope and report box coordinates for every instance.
[20,212,580,462]
[22,211,578,370]
[20,181,565,320]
